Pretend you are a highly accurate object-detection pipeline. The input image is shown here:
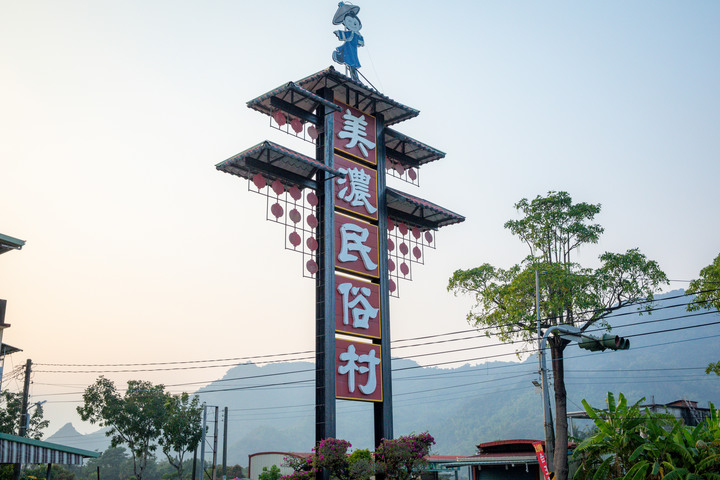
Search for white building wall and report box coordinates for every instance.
[249,452,295,480]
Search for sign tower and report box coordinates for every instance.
[216,3,464,447]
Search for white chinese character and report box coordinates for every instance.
[338,223,377,271]
[337,167,377,214]
[338,344,381,395]
[337,282,378,329]
[337,109,376,158]
[358,349,381,394]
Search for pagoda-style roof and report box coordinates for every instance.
[385,128,445,167]
[386,187,465,230]
[295,67,419,126]
[247,81,341,125]
[216,141,343,190]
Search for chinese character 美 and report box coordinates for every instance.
[337,109,376,158]
[338,344,381,394]
[337,282,378,329]
[337,167,377,214]
[338,223,377,271]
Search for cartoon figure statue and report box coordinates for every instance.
[332,2,363,81]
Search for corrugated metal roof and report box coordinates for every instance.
[385,128,445,167]
[386,187,465,230]
[247,82,341,122]
[216,141,343,189]
[295,67,419,126]
[0,233,25,255]
[0,432,99,465]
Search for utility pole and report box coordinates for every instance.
[212,405,219,480]
[536,271,555,471]
[14,359,31,480]
[222,407,228,480]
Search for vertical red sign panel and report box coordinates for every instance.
[333,155,378,221]
[335,274,381,339]
[334,101,377,166]
[335,338,383,402]
[334,212,379,279]
[532,442,552,480]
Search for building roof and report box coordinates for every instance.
[216,140,344,191]
[386,187,465,230]
[0,432,99,465]
[0,233,25,255]
[295,67,419,126]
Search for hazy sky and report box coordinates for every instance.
[1,1,719,435]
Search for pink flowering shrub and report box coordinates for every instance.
[374,432,435,480]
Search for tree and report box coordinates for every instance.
[687,252,720,376]
[77,376,168,480]
[159,392,203,480]
[260,465,283,480]
[82,447,133,480]
[447,191,668,480]
[374,432,435,480]
[0,391,48,439]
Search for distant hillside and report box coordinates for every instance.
[56,290,720,465]
[46,422,111,453]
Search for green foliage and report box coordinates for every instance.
[82,446,133,480]
[76,377,168,480]
[573,393,720,480]
[159,392,202,480]
[0,391,48,439]
[448,191,667,480]
[374,432,435,480]
[260,465,282,480]
[687,252,720,378]
[687,252,720,313]
[348,449,374,480]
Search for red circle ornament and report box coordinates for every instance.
[387,219,395,231]
[398,223,408,236]
[307,237,318,251]
[399,242,409,256]
[289,231,301,247]
[306,260,319,274]
[413,246,422,259]
[289,185,302,200]
[408,168,417,180]
[271,179,285,196]
[306,214,318,228]
[290,118,303,133]
[412,227,421,239]
[388,259,395,272]
[307,125,318,139]
[394,163,405,175]
[307,192,318,206]
[400,263,410,276]
[271,203,284,218]
[387,238,395,251]
[424,231,434,243]
[252,173,266,190]
[273,110,287,126]
[289,208,301,224]
[389,279,396,293]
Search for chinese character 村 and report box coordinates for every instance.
[338,223,377,271]
[337,167,377,215]
[337,282,378,329]
[338,344,381,394]
[337,109,376,158]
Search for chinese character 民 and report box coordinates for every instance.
[338,223,377,271]
[337,167,377,214]
[337,282,378,329]
[338,344,381,394]
[337,109,376,158]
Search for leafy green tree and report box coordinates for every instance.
[159,392,202,480]
[687,252,720,376]
[447,191,668,480]
[260,465,282,480]
[0,391,49,439]
[77,377,168,480]
[348,449,374,480]
[82,446,133,480]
